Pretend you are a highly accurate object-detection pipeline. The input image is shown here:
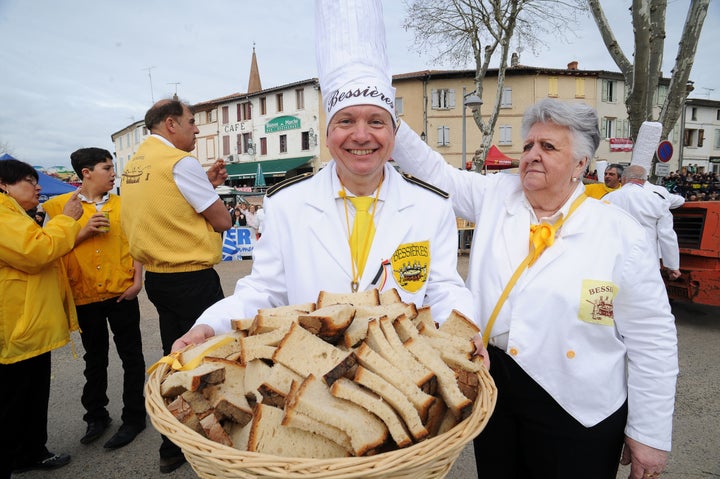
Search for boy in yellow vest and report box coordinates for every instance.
[43,148,146,451]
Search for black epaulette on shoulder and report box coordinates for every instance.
[265,172,314,197]
[401,173,449,198]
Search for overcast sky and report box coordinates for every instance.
[1,0,718,168]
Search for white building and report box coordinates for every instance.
[680,98,720,174]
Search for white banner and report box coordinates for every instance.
[222,227,256,261]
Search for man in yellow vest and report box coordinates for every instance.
[584,163,623,199]
[44,148,146,451]
[120,99,231,474]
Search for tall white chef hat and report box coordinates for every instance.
[315,0,396,128]
[631,121,663,173]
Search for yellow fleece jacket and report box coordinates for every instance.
[0,194,80,364]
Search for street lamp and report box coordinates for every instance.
[462,87,483,170]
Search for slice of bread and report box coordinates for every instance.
[273,322,351,379]
[438,309,480,340]
[370,317,434,389]
[199,412,233,447]
[404,337,472,419]
[160,361,225,397]
[284,375,388,456]
[351,367,428,442]
[379,288,403,305]
[281,398,354,454]
[316,289,380,308]
[354,342,435,421]
[177,332,243,365]
[202,358,253,426]
[166,395,203,435]
[331,377,413,448]
[230,318,254,332]
[298,303,356,342]
[248,403,348,458]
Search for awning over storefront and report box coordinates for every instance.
[226,156,314,179]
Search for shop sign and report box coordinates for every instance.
[265,116,301,133]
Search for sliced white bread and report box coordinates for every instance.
[379,288,403,304]
[352,367,428,442]
[273,322,351,379]
[202,358,253,426]
[354,342,435,421]
[330,377,413,448]
[284,375,388,456]
[247,403,349,458]
[160,361,225,397]
[316,289,380,308]
[297,303,356,342]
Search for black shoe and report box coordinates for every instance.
[80,417,112,444]
[13,452,71,472]
[103,423,146,449]
[159,454,187,474]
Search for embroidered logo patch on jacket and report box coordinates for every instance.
[391,240,430,293]
[578,279,617,326]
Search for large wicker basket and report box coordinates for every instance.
[146,361,496,479]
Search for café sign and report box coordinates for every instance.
[265,115,301,133]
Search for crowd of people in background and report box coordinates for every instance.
[660,170,719,201]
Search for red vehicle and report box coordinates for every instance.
[663,201,720,306]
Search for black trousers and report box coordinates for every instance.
[77,296,146,427]
[0,352,51,477]
[145,268,224,459]
[473,345,627,479]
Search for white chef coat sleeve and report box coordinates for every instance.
[656,207,680,270]
[424,199,476,324]
[614,233,678,451]
[393,122,485,222]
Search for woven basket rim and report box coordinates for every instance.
[146,360,496,478]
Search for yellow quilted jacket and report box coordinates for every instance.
[0,194,80,364]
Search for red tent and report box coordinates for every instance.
[484,145,516,170]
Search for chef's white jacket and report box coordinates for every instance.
[393,122,678,451]
[605,183,680,270]
[197,161,474,335]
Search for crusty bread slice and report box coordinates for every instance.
[438,309,480,340]
[273,322,351,379]
[202,358,253,426]
[417,322,475,355]
[227,421,251,451]
[379,288,403,305]
[281,391,354,454]
[331,377,413,448]
[436,407,461,435]
[351,368,428,443]
[250,312,300,336]
[248,403,348,458]
[180,390,213,419]
[257,302,316,317]
[343,302,418,348]
[404,337,472,419]
[239,327,288,364]
[243,359,273,404]
[230,318,254,332]
[316,289,380,308]
[454,366,480,403]
[285,375,388,456]
[160,361,225,397]
[257,362,305,408]
[412,306,437,330]
[199,412,233,447]
[373,317,434,389]
[298,303,356,342]
[166,395,203,435]
[354,342,435,421]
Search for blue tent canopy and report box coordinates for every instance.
[0,153,76,200]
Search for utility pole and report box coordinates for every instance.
[142,66,156,103]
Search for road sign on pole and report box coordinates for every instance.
[657,141,673,163]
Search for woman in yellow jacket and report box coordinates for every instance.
[0,159,83,477]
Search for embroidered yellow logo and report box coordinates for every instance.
[390,240,430,293]
[578,279,617,326]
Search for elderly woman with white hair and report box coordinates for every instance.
[392,98,678,479]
